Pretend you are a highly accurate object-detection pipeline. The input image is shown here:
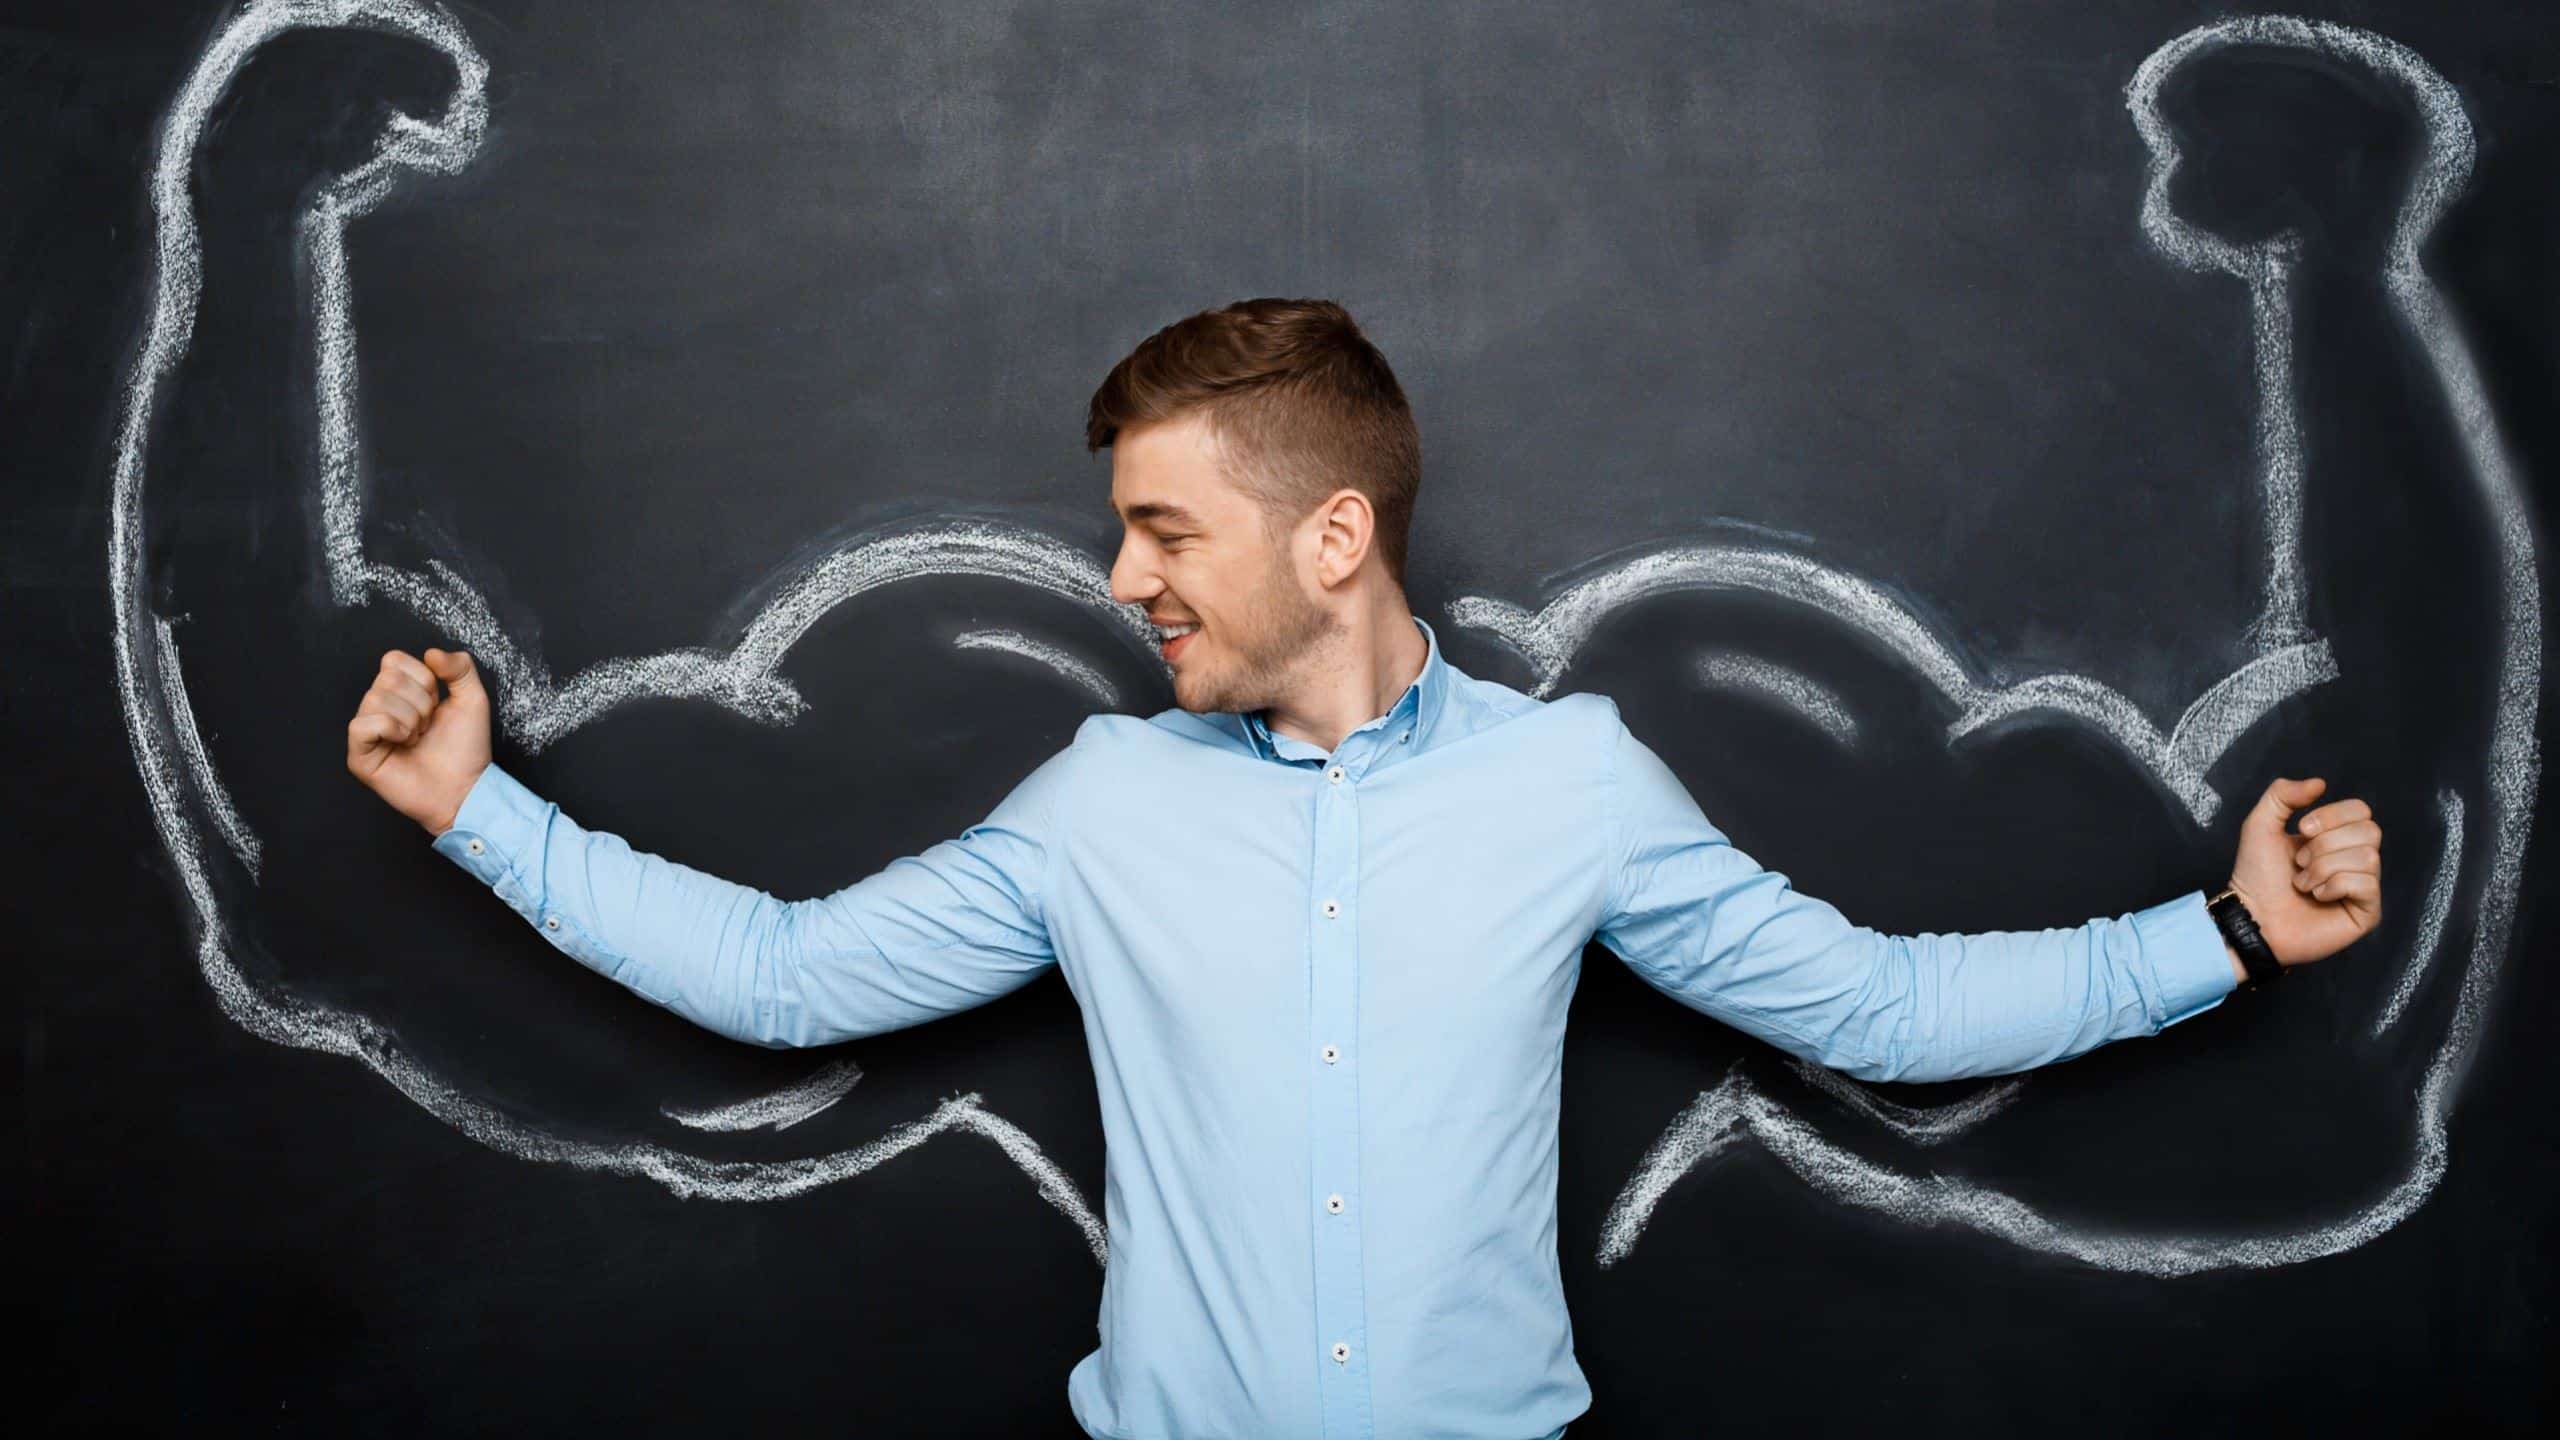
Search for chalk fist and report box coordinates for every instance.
[2223,776,2382,969]
[347,647,491,836]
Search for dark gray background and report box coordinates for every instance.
[10,1,2556,1433]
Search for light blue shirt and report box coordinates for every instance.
[431,614,2236,1439]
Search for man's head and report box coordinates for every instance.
[1087,298,1421,715]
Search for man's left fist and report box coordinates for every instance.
[2226,776,2383,968]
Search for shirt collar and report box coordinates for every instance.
[1222,614,1451,772]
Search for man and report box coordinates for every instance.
[347,298,2383,1439]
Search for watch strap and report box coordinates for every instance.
[2207,886,2283,989]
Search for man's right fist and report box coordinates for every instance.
[346,646,492,836]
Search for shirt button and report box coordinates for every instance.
[465,838,484,854]
[1325,1193,1345,1214]
[543,915,560,931]
[1326,765,1344,784]
[1400,730,1410,743]
[1320,1043,1339,1064]
[1321,899,1339,918]
[1331,1341,1351,1364]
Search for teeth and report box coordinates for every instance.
[1157,623,1199,638]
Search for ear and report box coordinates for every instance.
[1309,488,1376,590]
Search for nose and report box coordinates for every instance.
[1109,534,1161,608]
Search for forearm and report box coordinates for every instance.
[429,762,834,1047]
[432,759,1065,1048]
[1862,888,2241,1083]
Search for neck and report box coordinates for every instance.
[1262,601,1427,755]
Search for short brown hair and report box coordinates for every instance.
[1086,297,1422,588]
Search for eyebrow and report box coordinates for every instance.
[1118,501,1205,527]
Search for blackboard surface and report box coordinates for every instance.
[10,1,2557,1433]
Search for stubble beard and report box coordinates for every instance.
[1178,544,1340,717]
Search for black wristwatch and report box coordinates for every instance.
[2207,886,2283,989]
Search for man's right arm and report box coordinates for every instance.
[429,742,1076,1049]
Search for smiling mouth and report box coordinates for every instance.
[1157,622,1200,661]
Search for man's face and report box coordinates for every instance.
[1109,410,1340,716]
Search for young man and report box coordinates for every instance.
[347,298,2383,1440]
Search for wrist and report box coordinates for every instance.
[2207,884,2283,989]
[424,763,487,838]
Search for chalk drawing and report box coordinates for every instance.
[664,1058,865,1134]
[955,628,1125,708]
[1569,14,2540,1274]
[2370,788,2463,1038]
[108,0,1141,1260]
[152,612,263,882]
[292,0,1156,753]
[1457,549,2337,828]
[359,526,1145,757]
[1783,1058,2023,1146]
[1692,651,1860,748]
[104,4,2538,1282]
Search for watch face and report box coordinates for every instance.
[108,1,2535,1292]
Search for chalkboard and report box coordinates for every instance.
[12,0,2557,1433]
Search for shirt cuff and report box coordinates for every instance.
[2132,888,2239,1029]
[427,761,549,891]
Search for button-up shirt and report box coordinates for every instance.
[431,614,2237,1439]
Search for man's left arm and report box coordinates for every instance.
[1589,705,2383,1084]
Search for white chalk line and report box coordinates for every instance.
[152,612,263,881]
[296,26,1157,751]
[1691,651,1860,747]
[664,1057,864,1133]
[955,628,1125,709]
[351,522,1150,756]
[2371,788,2463,1038]
[1784,1058,2023,1145]
[1577,13,2540,1276]
[110,0,1121,1260]
[1599,1051,2419,1277]
[1453,550,2337,829]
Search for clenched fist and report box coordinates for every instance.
[2224,775,2383,970]
[346,646,490,836]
